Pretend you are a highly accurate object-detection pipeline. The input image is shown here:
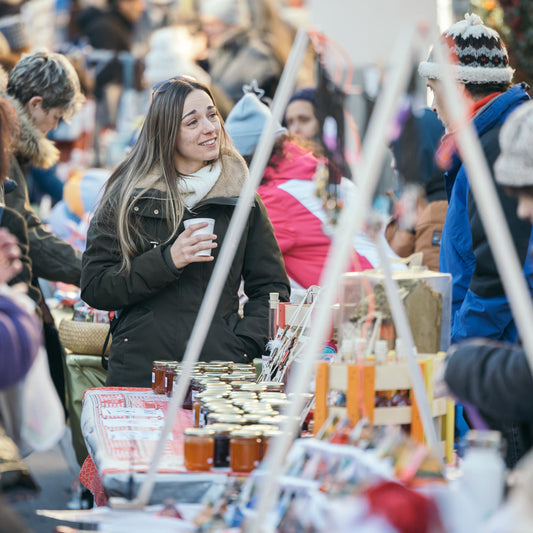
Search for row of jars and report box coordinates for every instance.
[186,387,311,473]
[152,360,261,399]
[151,360,310,474]
[184,424,282,473]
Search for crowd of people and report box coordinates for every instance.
[1,0,533,528]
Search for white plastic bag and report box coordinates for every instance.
[0,346,65,456]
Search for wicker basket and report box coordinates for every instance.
[58,319,111,356]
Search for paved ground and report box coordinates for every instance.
[11,432,90,533]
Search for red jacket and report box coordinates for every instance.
[259,141,374,289]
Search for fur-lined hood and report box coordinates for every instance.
[204,149,248,200]
[140,149,249,200]
[1,87,60,169]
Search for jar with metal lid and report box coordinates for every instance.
[232,401,261,411]
[183,428,215,471]
[193,394,228,427]
[259,392,287,401]
[230,429,262,473]
[241,404,276,416]
[241,413,268,425]
[152,361,169,394]
[208,413,244,426]
[261,429,283,459]
[232,363,255,370]
[240,383,268,393]
[189,377,206,404]
[165,364,179,397]
[264,399,290,413]
[203,385,231,395]
[182,372,205,409]
[260,382,285,393]
[208,423,240,468]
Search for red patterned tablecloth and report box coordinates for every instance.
[79,387,194,506]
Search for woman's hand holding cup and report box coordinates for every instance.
[170,218,217,269]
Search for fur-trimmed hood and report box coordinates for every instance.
[2,91,60,169]
[203,149,248,201]
[140,149,249,201]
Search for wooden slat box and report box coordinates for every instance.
[314,355,455,463]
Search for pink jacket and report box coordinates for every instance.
[259,141,374,289]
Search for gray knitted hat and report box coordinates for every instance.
[225,82,286,157]
[419,13,514,85]
[495,101,533,188]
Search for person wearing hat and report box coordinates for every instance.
[419,13,532,347]
[439,101,533,467]
[226,85,389,290]
[198,0,281,118]
[284,87,320,143]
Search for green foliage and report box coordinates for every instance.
[471,0,533,86]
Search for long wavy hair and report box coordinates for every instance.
[94,77,229,272]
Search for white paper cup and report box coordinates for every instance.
[184,217,215,256]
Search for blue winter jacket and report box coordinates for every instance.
[440,83,533,344]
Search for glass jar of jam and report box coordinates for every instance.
[208,423,240,468]
[230,429,262,473]
[240,383,268,393]
[152,361,168,394]
[259,392,287,402]
[165,364,179,397]
[261,429,282,459]
[183,428,215,471]
[261,382,285,393]
[241,413,267,425]
[193,394,226,428]
[208,413,244,426]
[182,372,204,409]
[264,399,290,413]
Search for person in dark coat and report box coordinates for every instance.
[2,50,85,414]
[198,0,282,118]
[81,76,290,387]
[77,0,145,130]
[443,100,533,467]
[385,108,448,271]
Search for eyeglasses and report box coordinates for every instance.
[151,75,197,98]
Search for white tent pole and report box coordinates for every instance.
[107,28,310,510]
[247,25,429,533]
[433,38,533,373]
[375,237,442,459]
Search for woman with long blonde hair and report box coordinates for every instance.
[81,76,290,386]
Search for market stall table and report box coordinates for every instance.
[79,387,229,506]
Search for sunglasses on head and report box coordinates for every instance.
[151,75,197,98]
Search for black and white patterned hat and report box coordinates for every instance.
[419,13,514,85]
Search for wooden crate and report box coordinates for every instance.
[314,356,455,464]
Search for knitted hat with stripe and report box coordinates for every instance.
[419,13,514,85]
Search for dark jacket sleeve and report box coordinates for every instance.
[1,207,42,307]
[468,128,532,298]
[235,195,290,356]
[445,338,533,422]
[5,159,82,286]
[81,217,182,311]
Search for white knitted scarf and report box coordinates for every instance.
[178,161,221,209]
